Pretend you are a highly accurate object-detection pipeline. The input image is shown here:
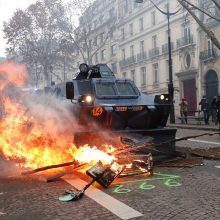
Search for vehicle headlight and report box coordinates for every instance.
[81,94,94,105]
[85,95,92,103]
[154,94,170,103]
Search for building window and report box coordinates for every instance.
[141,67,146,85]
[100,32,104,43]
[94,36,98,46]
[207,38,213,56]
[122,72,127,78]
[183,24,191,44]
[99,15,103,24]
[89,40,92,48]
[94,20,97,28]
[122,49,126,60]
[153,63,159,84]
[140,40,145,53]
[151,11,156,26]
[131,69,135,83]
[129,23,133,36]
[101,49,106,60]
[95,53,98,63]
[111,63,117,74]
[133,0,138,9]
[139,17,144,32]
[109,7,115,18]
[110,29,115,38]
[121,28,125,40]
[123,0,128,14]
[152,35,157,48]
[111,44,117,56]
[130,45,134,57]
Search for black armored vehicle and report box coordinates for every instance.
[63,63,176,154]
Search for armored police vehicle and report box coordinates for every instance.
[61,63,176,154]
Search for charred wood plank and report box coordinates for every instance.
[21,161,78,175]
[46,163,86,182]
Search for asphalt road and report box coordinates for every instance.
[0,128,220,220]
[175,128,220,149]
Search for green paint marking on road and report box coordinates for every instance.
[112,185,132,194]
[139,182,156,190]
[116,172,180,184]
[112,172,182,194]
[164,178,182,187]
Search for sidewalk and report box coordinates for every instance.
[167,119,220,131]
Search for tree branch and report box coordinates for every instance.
[211,0,220,11]
[177,0,220,50]
[182,0,220,22]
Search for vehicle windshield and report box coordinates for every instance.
[95,80,139,98]
[116,82,137,95]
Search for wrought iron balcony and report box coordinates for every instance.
[176,35,194,48]
[161,42,174,54]
[119,56,136,69]
[149,47,160,58]
[126,56,136,65]
[199,49,218,61]
[137,52,147,62]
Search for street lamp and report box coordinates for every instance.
[136,0,180,124]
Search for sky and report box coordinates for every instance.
[0,0,38,57]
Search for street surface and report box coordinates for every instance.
[0,128,220,220]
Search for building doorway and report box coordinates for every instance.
[183,78,197,115]
[205,69,218,103]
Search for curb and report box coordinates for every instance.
[167,124,219,132]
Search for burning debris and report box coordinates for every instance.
[0,61,219,203]
[0,61,154,188]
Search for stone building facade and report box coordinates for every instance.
[73,0,220,115]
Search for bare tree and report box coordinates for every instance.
[3,0,70,84]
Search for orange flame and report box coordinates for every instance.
[0,61,28,89]
[0,62,116,171]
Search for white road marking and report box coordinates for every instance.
[177,137,220,145]
[63,176,143,220]
[188,139,220,145]
[0,212,6,216]
[215,166,220,169]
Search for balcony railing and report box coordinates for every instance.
[149,47,160,58]
[161,42,174,54]
[176,35,194,48]
[199,49,218,61]
[119,56,136,69]
[137,52,147,62]
[127,56,136,64]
